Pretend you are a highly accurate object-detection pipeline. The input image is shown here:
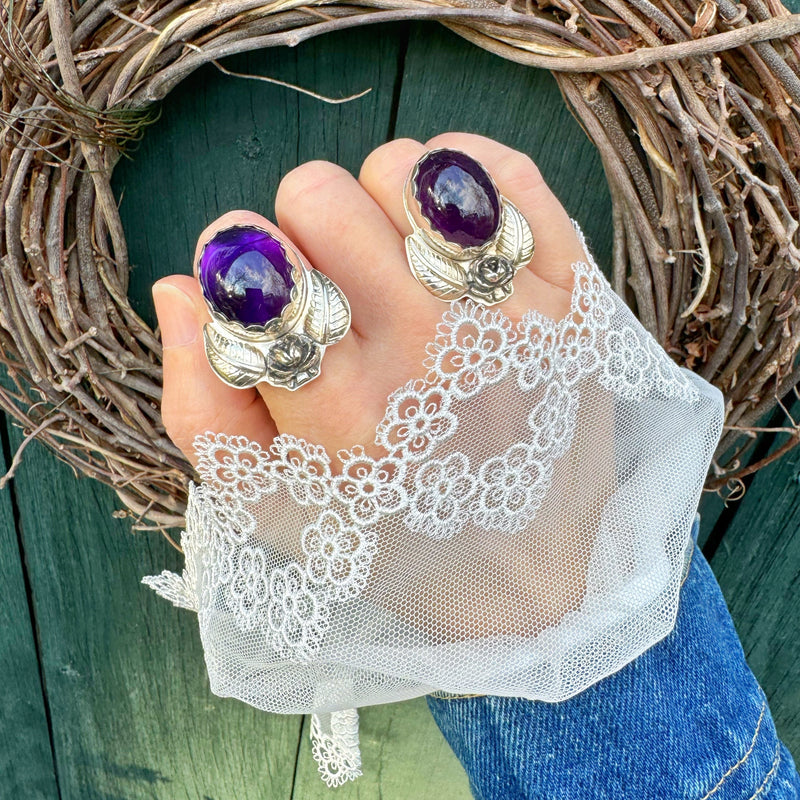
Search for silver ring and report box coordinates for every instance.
[403,148,534,305]
[195,223,350,391]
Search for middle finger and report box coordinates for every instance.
[275,159,441,339]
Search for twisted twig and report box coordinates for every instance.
[2,0,800,531]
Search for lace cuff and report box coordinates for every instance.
[143,222,725,786]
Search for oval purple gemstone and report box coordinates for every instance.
[198,226,294,327]
[413,149,501,248]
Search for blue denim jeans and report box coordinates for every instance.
[427,515,800,799]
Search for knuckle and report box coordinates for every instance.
[276,160,347,210]
[160,406,191,455]
[497,151,544,192]
[359,138,422,185]
[162,402,225,464]
[424,131,477,149]
[196,209,269,249]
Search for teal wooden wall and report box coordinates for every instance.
[2,20,798,798]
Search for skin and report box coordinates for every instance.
[152,132,607,637]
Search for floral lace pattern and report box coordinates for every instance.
[202,436,275,502]
[266,563,329,662]
[302,510,376,600]
[143,229,707,786]
[310,710,362,787]
[375,382,458,459]
[424,303,513,397]
[230,546,270,629]
[333,447,407,524]
[270,436,332,505]
[146,247,700,656]
[528,380,577,459]
[472,443,552,534]
[404,452,476,540]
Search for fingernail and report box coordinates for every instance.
[152,282,198,347]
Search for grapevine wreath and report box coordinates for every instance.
[2,0,800,541]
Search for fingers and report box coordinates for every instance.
[359,137,426,237]
[424,132,584,294]
[158,134,585,468]
[274,160,440,338]
[274,160,447,419]
[153,274,277,468]
[359,136,572,323]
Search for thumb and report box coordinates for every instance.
[152,275,277,467]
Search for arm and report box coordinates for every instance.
[427,515,800,800]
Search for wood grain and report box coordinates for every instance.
[3,24,411,799]
[3,422,302,799]
[0,394,59,799]
[394,23,613,272]
[709,398,800,754]
[118,26,406,328]
[292,698,471,798]
[1,16,798,799]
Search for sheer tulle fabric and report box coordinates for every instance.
[143,222,725,786]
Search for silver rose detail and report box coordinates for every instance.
[466,255,516,304]
[266,333,322,390]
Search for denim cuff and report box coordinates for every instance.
[427,512,800,799]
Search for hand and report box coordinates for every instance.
[152,132,606,637]
[153,132,584,465]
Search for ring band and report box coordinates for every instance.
[403,148,534,306]
[196,224,350,391]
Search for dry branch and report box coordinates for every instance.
[2,0,800,533]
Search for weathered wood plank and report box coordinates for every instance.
[389,19,800,771]
[4,427,301,799]
[5,25,419,799]
[697,404,788,551]
[120,27,405,322]
[289,24,615,794]
[393,23,613,272]
[0,414,59,798]
[7,14,799,799]
[709,397,800,754]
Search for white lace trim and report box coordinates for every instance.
[142,221,717,786]
[182,258,698,603]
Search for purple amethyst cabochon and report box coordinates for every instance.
[413,149,501,249]
[198,226,295,328]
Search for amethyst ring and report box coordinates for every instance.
[195,224,350,391]
[403,148,534,306]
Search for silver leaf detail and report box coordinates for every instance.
[406,232,466,300]
[203,324,265,388]
[304,270,351,345]
[496,200,534,268]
